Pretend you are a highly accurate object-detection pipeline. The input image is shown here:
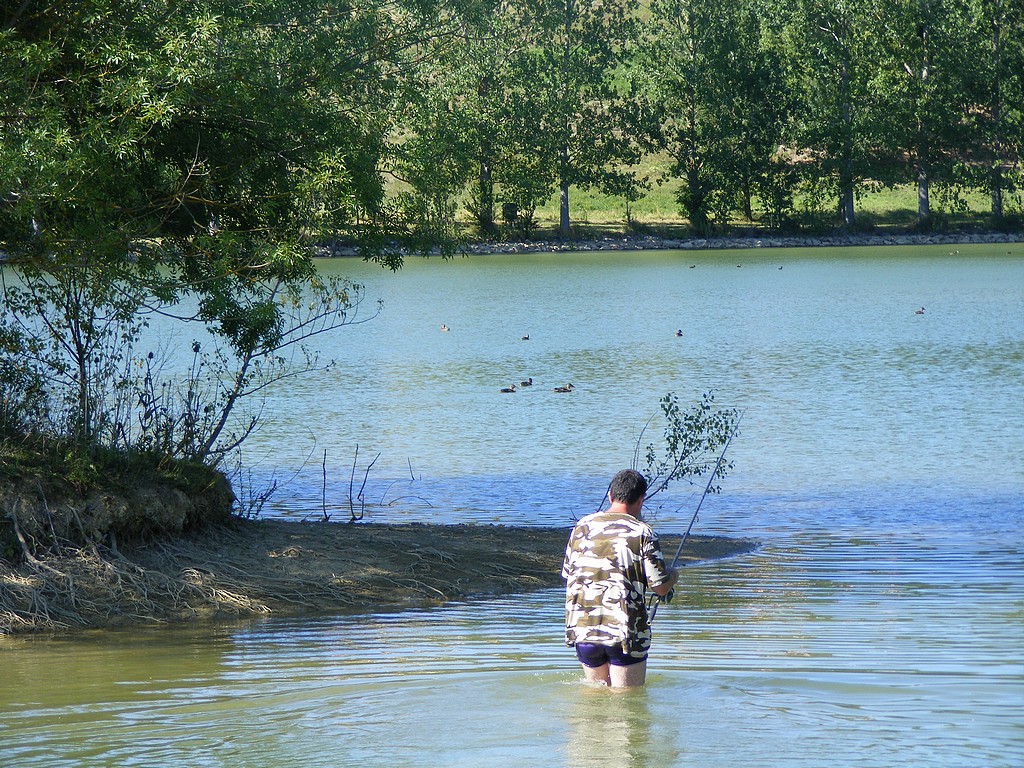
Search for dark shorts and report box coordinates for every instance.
[575,643,648,668]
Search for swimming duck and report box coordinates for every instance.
[500,384,516,393]
[553,383,574,393]
[520,377,533,387]
[675,329,683,337]
[915,307,925,315]
[440,324,450,332]
[521,334,530,340]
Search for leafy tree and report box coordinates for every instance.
[392,69,478,246]
[491,32,563,236]
[376,0,498,243]
[458,0,547,236]
[525,0,643,237]
[781,0,881,227]
[1,261,148,449]
[0,0,450,465]
[639,0,793,232]
[871,0,975,227]
[638,392,740,503]
[961,0,1024,220]
[394,0,542,238]
[394,0,644,240]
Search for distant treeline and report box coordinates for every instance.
[396,0,1023,236]
[1,0,1022,256]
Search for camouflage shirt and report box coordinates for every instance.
[561,510,672,656]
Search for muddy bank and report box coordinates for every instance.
[0,519,757,635]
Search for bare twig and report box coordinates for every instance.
[322,449,330,522]
[348,444,359,522]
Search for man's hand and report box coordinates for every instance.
[653,568,679,603]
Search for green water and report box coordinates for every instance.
[2,244,1022,766]
[3,528,1021,768]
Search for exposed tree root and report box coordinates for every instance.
[1,519,757,635]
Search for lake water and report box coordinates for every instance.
[2,244,1023,766]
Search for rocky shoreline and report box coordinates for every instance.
[465,230,1024,254]
[318,229,1024,257]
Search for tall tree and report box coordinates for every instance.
[782,0,879,227]
[872,0,974,226]
[0,0,460,460]
[392,44,478,245]
[528,0,642,237]
[639,0,792,232]
[395,0,549,237]
[963,0,1024,220]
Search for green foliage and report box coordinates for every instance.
[636,0,793,232]
[956,0,1024,221]
[0,0,421,469]
[0,0,1020,500]
[0,425,220,497]
[400,0,647,239]
[868,0,977,224]
[531,0,645,236]
[389,0,1023,234]
[1,261,149,448]
[0,323,48,438]
[7,0,1013,248]
[637,392,740,501]
[779,0,882,227]
[393,68,477,246]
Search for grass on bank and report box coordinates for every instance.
[0,433,219,497]
[525,182,1018,236]
[0,433,232,564]
[426,148,1023,240]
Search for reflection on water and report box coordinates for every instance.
[220,244,1024,520]
[3,490,1022,767]
[566,687,664,768]
[2,247,1023,767]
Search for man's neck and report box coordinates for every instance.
[606,500,641,519]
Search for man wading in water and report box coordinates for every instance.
[562,469,679,688]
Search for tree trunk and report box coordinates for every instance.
[992,169,1004,220]
[839,59,856,228]
[559,181,570,238]
[478,154,494,234]
[477,75,495,234]
[990,4,1004,219]
[839,183,855,228]
[686,163,708,234]
[559,145,570,238]
[917,26,931,226]
[917,158,930,225]
[558,0,573,239]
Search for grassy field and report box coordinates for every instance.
[385,150,1021,241]
[520,180,1015,238]
[441,149,1021,239]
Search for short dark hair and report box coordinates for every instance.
[609,469,648,505]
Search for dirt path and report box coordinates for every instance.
[1,518,757,634]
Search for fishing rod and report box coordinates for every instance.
[648,411,743,624]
